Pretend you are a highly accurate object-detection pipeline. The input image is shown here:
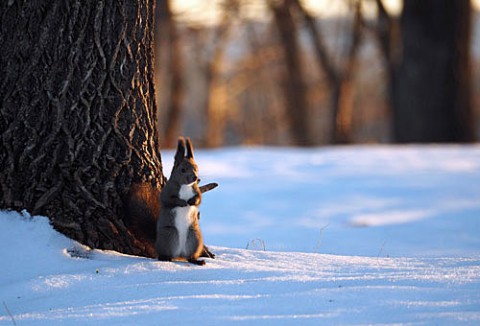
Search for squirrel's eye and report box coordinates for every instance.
[181,168,186,173]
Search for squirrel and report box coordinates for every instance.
[124,140,217,260]
[155,137,211,265]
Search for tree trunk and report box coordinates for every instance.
[0,0,164,257]
[202,5,236,148]
[203,37,229,148]
[156,0,184,148]
[393,0,475,142]
[333,77,356,144]
[332,2,362,144]
[271,0,312,146]
[292,0,361,144]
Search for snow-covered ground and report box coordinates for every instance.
[1,145,480,325]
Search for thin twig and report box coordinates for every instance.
[2,301,16,326]
[377,240,387,258]
[315,223,329,253]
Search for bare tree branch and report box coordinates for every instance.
[291,0,339,86]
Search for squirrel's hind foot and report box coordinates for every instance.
[188,258,206,266]
[158,255,172,262]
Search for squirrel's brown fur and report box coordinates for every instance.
[124,182,161,258]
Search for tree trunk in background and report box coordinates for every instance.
[292,0,361,144]
[0,0,164,257]
[203,40,229,148]
[332,76,356,144]
[202,3,237,148]
[393,0,475,142]
[331,2,362,144]
[156,0,184,148]
[271,0,312,146]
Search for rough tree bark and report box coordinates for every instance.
[0,0,164,257]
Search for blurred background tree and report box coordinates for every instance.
[156,0,185,148]
[373,0,475,143]
[155,0,479,147]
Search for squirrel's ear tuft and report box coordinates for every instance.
[175,137,186,163]
[186,137,194,159]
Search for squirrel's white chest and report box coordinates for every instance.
[173,184,197,256]
[173,205,197,229]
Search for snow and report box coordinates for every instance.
[1,145,480,325]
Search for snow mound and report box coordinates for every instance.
[1,210,480,325]
[2,146,480,324]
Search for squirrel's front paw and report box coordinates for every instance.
[187,196,200,206]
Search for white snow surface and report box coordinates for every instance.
[1,145,480,325]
